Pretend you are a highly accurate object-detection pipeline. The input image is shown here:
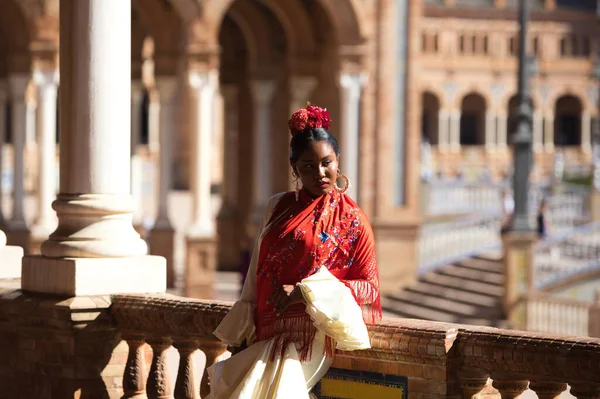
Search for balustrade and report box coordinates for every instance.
[111,294,600,398]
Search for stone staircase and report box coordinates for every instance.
[383,251,509,327]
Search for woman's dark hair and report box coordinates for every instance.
[289,128,340,163]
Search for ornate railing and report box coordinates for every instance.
[110,294,600,398]
[424,181,503,216]
[525,294,590,337]
[418,213,502,273]
[534,221,600,289]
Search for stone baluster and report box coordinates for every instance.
[198,340,227,398]
[492,379,529,399]
[457,369,489,398]
[529,381,567,399]
[147,337,173,399]
[173,339,200,399]
[122,335,148,399]
[570,385,600,399]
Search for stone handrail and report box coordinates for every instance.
[110,294,600,398]
[418,212,502,273]
[525,294,590,337]
[535,221,600,289]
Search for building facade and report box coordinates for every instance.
[0,0,598,293]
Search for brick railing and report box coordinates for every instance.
[111,294,600,398]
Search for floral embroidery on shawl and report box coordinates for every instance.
[255,189,381,361]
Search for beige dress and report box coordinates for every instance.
[207,194,371,399]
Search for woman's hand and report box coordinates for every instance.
[267,284,304,314]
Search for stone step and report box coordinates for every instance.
[405,282,501,308]
[455,257,504,274]
[381,298,503,327]
[420,272,504,297]
[387,290,502,319]
[438,264,504,286]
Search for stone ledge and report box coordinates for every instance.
[21,255,166,296]
[0,246,24,279]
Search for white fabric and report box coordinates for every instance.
[209,193,371,399]
[297,267,371,352]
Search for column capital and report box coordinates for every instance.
[188,69,218,92]
[339,71,368,90]
[250,79,276,106]
[33,69,59,89]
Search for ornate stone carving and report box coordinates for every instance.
[492,379,529,399]
[146,337,173,399]
[173,339,200,399]
[122,335,148,399]
[529,381,567,399]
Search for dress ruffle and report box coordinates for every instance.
[213,299,256,347]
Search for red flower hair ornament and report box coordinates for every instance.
[288,103,331,136]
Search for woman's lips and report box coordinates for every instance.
[316,181,329,189]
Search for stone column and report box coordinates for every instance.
[148,92,160,154]
[581,111,591,152]
[150,77,177,288]
[589,290,600,337]
[249,80,275,225]
[533,111,543,152]
[501,232,537,329]
[450,109,461,152]
[339,72,367,201]
[6,74,31,250]
[497,111,508,149]
[544,112,554,151]
[438,109,450,152]
[31,69,59,246]
[130,80,145,231]
[21,0,165,296]
[485,111,496,151]
[289,76,318,189]
[185,69,219,298]
[0,80,24,279]
[188,70,217,236]
[217,85,240,271]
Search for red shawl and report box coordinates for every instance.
[255,189,381,361]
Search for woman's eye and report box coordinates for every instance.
[323,161,331,166]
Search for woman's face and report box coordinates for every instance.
[293,140,339,197]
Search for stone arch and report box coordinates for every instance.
[422,91,440,145]
[459,92,487,146]
[132,0,182,76]
[549,88,593,114]
[262,0,318,61]
[0,0,32,73]
[206,0,365,48]
[554,95,583,147]
[454,86,492,110]
[420,83,446,109]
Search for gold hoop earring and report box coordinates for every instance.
[334,171,351,194]
[292,172,301,201]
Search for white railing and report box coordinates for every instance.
[424,181,503,216]
[526,296,590,337]
[535,221,600,289]
[418,213,502,274]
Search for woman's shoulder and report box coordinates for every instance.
[266,192,294,208]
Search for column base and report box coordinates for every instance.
[185,235,217,299]
[0,245,24,279]
[372,221,421,295]
[22,255,166,296]
[149,225,176,289]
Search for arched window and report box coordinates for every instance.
[460,93,487,146]
[554,95,583,146]
[422,92,440,145]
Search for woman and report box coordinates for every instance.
[208,105,381,398]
